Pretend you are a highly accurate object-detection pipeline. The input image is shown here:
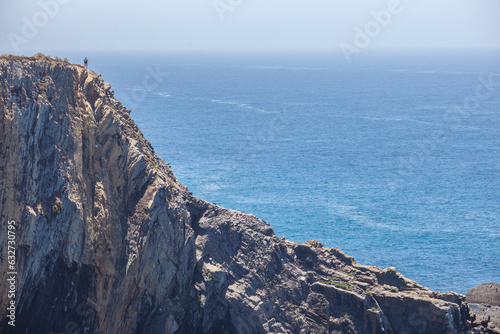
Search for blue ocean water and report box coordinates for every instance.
[83,50,499,294]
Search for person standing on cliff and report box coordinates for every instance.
[84,57,88,70]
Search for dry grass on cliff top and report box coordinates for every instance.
[0,53,70,64]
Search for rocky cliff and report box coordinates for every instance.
[0,54,496,334]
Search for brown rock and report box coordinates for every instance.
[467,283,500,306]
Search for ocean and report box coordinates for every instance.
[74,49,499,294]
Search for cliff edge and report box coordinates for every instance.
[0,54,496,333]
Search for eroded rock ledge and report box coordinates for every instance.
[0,54,495,333]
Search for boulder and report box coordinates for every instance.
[466,283,500,306]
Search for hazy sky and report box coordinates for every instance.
[1,0,499,53]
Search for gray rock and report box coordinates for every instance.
[470,305,500,333]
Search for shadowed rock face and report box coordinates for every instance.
[0,55,494,333]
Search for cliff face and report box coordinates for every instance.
[0,55,493,333]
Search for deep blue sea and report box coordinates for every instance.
[72,50,499,294]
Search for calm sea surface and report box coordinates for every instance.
[76,50,499,294]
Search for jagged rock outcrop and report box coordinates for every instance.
[0,54,494,333]
[466,284,500,333]
[469,305,500,334]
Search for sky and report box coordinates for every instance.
[1,0,499,53]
